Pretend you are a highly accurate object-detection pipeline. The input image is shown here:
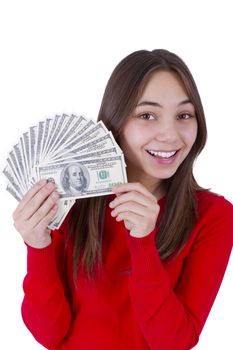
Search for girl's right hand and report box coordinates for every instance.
[13,180,59,249]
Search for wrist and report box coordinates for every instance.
[24,232,52,249]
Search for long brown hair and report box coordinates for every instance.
[70,49,207,279]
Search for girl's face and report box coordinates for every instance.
[119,70,198,193]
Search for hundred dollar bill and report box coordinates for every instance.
[46,147,121,164]
[35,121,45,167]
[21,132,30,183]
[51,132,122,163]
[29,125,37,176]
[46,114,75,156]
[45,114,66,157]
[38,155,127,200]
[8,150,27,194]
[3,113,127,230]
[5,157,22,193]
[47,115,91,160]
[42,115,60,159]
[52,120,108,155]
[13,143,28,187]
[48,198,75,230]
[3,165,24,198]
[6,184,22,202]
[40,117,53,160]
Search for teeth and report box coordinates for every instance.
[147,150,177,158]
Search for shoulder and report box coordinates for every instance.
[194,190,233,245]
[195,190,233,217]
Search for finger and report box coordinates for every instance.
[115,212,155,237]
[111,202,149,218]
[35,203,58,231]
[123,219,133,230]
[17,182,57,221]
[28,191,60,228]
[115,211,142,225]
[13,180,47,218]
[109,190,156,209]
[112,182,156,201]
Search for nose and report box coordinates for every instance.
[153,119,177,143]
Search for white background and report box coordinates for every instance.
[0,0,232,349]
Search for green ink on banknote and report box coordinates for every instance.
[97,170,109,180]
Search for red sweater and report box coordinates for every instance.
[21,191,233,350]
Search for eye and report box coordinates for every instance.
[139,113,155,120]
[177,113,193,120]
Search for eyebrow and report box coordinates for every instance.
[136,99,193,108]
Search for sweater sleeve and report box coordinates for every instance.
[21,227,72,349]
[126,196,233,350]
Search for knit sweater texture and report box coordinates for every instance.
[21,191,233,349]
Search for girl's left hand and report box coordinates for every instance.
[109,182,160,238]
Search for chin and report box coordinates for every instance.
[147,167,178,180]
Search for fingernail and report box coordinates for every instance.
[109,201,114,208]
[46,178,56,184]
[46,182,55,189]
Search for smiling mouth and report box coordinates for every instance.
[146,150,179,159]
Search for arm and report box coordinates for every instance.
[13,181,72,348]
[21,229,72,349]
[110,184,233,350]
[127,197,233,350]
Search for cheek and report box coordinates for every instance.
[119,123,139,150]
[181,123,198,149]
[120,121,151,148]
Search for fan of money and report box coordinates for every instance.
[3,114,127,229]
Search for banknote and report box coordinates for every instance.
[48,147,121,164]
[39,155,127,200]
[3,113,127,229]
[48,198,75,230]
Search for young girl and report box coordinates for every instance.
[13,49,233,350]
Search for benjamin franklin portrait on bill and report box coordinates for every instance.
[61,163,90,196]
